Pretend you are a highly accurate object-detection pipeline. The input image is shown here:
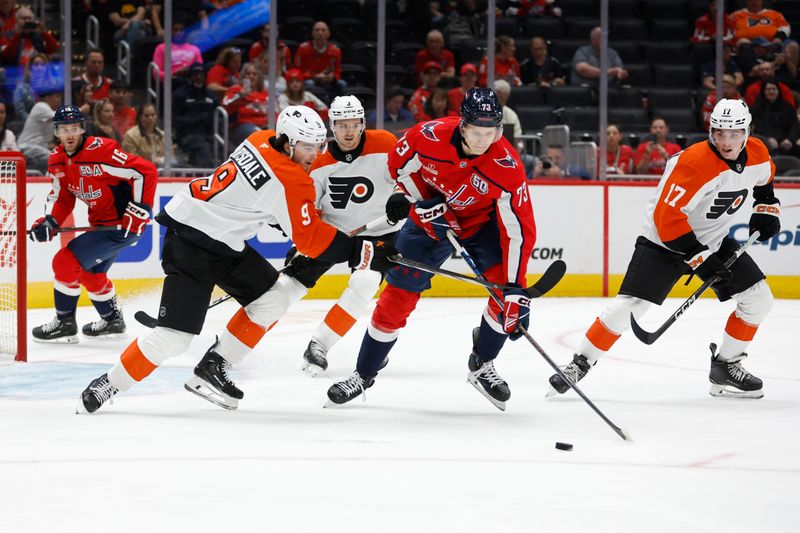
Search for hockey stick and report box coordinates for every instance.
[134,214,393,328]
[389,254,566,296]
[630,232,761,345]
[445,231,632,442]
[1,224,122,236]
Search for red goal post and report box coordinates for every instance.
[0,152,26,362]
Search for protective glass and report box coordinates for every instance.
[54,123,84,137]
[711,129,746,143]
[461,123,502,150]
[294,139,328,156]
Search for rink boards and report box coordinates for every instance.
[24,178,800,307]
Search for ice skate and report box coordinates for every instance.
[708,343,763,399]
[82,312,127,339]
[325,371,374,406]
[184,343,243,410]
[466,327,510,411]
[76,373,118,414]
[32,315,78,344]
[547,353,593,397]
[302,340,329,376]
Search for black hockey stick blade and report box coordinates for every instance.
[526,259,566,298]
[134,310,158,328]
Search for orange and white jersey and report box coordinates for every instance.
[163,129,337,257]
[642,138,775,254]
[310,129,398,236]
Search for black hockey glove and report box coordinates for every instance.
[685,246,731,284]
[284,245,298,266]
[501,284,530,341]
[349,239,399,273]
[29,215,59,242]
[749,197,780,242]
[385,192,411,225]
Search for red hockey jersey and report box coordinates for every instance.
[46,136,158,226]
[389,116,536,285]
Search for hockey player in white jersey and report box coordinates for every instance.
[276,95,409,375]
[548,99,780,399]
[76,106,398,414]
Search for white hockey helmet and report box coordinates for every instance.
[329,95,365,125]
[708,98,751,157]
[276,105,328,154]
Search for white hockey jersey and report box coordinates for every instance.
[641,137,775,254]
[309,129,398,236]
[163,129,340,257]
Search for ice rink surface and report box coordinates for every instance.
[1,294,798,532]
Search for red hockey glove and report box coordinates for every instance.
[501,284,530,341]
[29,215,59,242]
[122,201,151,237]
[411,196,462,241]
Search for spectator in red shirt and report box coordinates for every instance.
[277,68,329,122]
[634,117,682,175]
[248,23,292,69]
[701,74,742,129]
[602,123,635,175]
[222,62,271,148]
[206,46,243,98]
[0,0,16,49]
[294,21,346,99]
[2,6,59,67]
[690,0,735,44]
[417,82,458,122]
[73,48,113,100]
[448,63,478,112]
[414,30,456,84]
[409,61,442,121]
[478,35,522,87]
[108,81,137,139]
[744,62,795,108]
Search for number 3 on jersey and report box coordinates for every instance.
[190,161,237,201]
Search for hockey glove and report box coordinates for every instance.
[385,192,411,225]
[501,284,530,341]
[122,201,151,238]
[411,196,462,241]
[685,246,731,284]
[749,197,780,242]
[350,239,399,273]
[29,215,59,242]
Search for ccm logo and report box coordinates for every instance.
[417,204,446,221]
[755,205,780,215]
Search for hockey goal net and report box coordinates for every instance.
[0,153,26,362]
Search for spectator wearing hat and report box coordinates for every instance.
[206,46,243,98]
[478,35,522,87]
[17,87,61,173]
[366,85,414,127]
[448,63,478,111]
[701,44,743,91]
[293,21,346,99]
[732,0,791,49]
[409,61,442,121]
[173,63,218,168]
[571,26,628,87]
[701,74,742,129]
[73,48,113,100]
[739,36,779,81]
[277,68,329,122]
[520,36,565,88]
[109,80,137,139]
[690,0,734,45]
[414,30,456,83]
[152,19,203,80]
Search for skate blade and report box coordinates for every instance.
[467,376,506,412]
[184,376,239,410]
[709,383,764,399]
[75,398,89,415]
[545,385,561,399]
[82,332,128,340]
[32,335,79,344]
[302,361,326,377]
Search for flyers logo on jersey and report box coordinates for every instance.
[329,176,374,208]
[707,189,748,219]
[494,148,517,169]
[420,121,444,141]
[231,144,270,190]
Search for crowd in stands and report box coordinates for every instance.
[5,0,800,178]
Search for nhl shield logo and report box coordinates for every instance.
[459,161,467,168]
[470,174,488,194]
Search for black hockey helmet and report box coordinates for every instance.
[460,87,503,128]
[53,104,86,130]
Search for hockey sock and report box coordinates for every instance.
[81,271,118,318]
[718,312,759,360]
[109,327,193,391]
[579,318,621,362]
[356,325,398,377]
[217,307,268,365]
[314,269,380,349]
[53,282,80,318]
[717,280,773,360]
[52,247,83,317]
[476,313,507,362]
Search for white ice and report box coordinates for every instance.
[1,294,798,533]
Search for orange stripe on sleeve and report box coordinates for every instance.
[323,304,358,337]
[725,312,758,342]
[585,318,621,352]
[226,308,267,349]
[120,339,157,382]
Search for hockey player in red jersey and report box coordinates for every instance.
[76,106,397,414]
[548,99,780,399]
[327,87,537,410]
[29,105,157,343]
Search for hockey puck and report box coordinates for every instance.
[555,442,573,451]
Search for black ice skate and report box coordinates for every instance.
[32,315,78,344]
[325,371,374,406]
[547,353,593,397]
[302,340,329,376]
[184,343,243,410]
[467,328,511,411]
[708,343,763,399]
[82,312,127,338]
[76,373,118,414]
